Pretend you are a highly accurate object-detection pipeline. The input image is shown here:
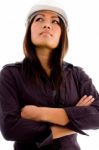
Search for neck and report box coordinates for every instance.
[35,47,52,75]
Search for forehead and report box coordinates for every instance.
[34,10,59,18]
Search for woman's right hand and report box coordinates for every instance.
[76,95,95,106]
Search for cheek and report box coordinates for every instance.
[31,25,38,42]
[59,28,61,37]
[55,28,61,41]
[55,26,61,36]
[31,24,39,36]
[30,31,34,43]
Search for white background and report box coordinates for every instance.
[0,0,99,149]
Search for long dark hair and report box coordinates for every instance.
[23,16,68,90]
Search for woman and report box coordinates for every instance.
[0,0,99,150]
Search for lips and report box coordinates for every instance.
[40,31,52,36]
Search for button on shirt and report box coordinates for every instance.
[0,59,99,150]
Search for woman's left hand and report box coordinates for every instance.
[21,105,42,121]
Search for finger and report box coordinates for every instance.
[79,95,88,102]
[76,95,87,106]
[83,95,93,104]
[86,95,93,100]
[80,95,93,104]
[84,97,95,106]
[76,95,95,106]
[77,96,95,106]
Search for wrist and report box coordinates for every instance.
[39,107,47,121]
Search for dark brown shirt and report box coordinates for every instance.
[0,59,99,150]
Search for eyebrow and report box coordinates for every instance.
[35,13,59,19]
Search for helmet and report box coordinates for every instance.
[26,0,68,28]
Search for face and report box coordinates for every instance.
[30,10,61,50]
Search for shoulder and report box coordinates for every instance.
[62,61,83,72]
[0,60,24,78]
[2,61,22,70]
[63,61,91,81]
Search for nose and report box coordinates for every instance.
[43,20,51,29]
[43,25,50,29]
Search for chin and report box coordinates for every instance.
[37,42,57,49]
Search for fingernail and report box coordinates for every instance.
[84,95,87,97]
[89,95,93,98]
[91,98,95,101]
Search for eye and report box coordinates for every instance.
[52,19,60,25]
[34,17,44,22]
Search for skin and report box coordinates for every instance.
[21,11,95,139]
[31,10,61,75]
[21,95,95,139]
[21,95,95,123]
[31,11,61,50]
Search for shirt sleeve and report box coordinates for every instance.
[0,67,52,148]
[64,67,99,135]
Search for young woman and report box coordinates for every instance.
[0,0,99,150]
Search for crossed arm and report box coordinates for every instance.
[21,95,94,139]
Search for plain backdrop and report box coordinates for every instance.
[0,0,99,149]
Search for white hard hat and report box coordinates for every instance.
[26,0,68,28]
